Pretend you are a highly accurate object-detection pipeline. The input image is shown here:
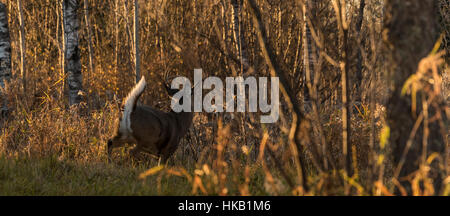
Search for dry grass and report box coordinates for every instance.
[0,79,446,195]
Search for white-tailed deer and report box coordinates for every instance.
[107,76,194,164]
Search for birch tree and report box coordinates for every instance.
[0,3,11,116]
[63,0,83,105]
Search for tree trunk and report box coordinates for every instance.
[231,0,248,73]
[0,3,11,117]
[17,0,26,94]
[355,0,365,102]
[333,0,353,179]
[302,1,316,104]
[114,0,120,91]
[384,0,446,195]
[83,0,95,81]
[247,0,311,191]
[58,0,65,98]
[133,0,140,83]
[63,0,83,106]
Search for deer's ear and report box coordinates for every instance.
[164,83,179,97]
[168,89,179,97]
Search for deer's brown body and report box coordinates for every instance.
[107,77,193,163]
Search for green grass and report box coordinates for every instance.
[0,155,272,195]
[0,156,193,195]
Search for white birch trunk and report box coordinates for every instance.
[0,3,11,116]
[63,0,83,105]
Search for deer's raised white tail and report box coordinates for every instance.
[120,76,146,138]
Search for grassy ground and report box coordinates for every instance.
[0,156,190,195]
[0,155,273,196]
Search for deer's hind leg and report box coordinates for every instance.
[159,140,180,165]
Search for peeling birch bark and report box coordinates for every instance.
[63,0,83,105]
[0,3,11,116]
